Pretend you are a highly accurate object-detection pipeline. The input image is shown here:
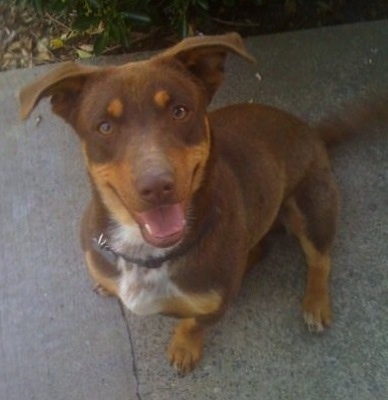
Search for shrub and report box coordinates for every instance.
[19,0,263,54]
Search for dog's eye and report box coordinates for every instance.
[172,105,189,120]
[98,121,113,136]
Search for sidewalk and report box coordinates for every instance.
[0,21,387,400]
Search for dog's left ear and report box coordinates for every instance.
[157,32,255,102]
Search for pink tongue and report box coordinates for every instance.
[137,204,186,239]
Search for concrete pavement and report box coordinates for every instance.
[0,20,387,400]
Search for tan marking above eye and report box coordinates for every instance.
[107,98,124,118]
[153,90,171,108]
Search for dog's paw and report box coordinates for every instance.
[93,283,114,297]
[167,340,202,375]
[302,294,332,333]
[167,320,204,375]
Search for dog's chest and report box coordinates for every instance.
[110,223,223,317]
[111,225,182,315]
[117,259,183,315]
[110,223,184,315]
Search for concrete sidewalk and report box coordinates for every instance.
[0,20,387,400]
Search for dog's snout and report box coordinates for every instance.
[136,170,175,204]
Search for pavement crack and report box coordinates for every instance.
[119,301,143,400]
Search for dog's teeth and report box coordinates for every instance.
[144,224,153,234]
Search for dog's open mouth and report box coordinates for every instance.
[135,203,186,248]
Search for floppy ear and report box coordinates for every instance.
[158,32,255,102]
[19,62,98,123]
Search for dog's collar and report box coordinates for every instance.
[92,208,215,269]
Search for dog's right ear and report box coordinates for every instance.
[19,62,98,123]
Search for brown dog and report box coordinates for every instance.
[20,33,343,374]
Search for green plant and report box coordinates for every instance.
[22,0,152,54]
[18,0,268,55]
[165,0,210,36]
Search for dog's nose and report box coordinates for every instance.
[136,170,175,204]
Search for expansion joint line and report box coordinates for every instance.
[119,302,143,400]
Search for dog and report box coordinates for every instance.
[19,33,383,374]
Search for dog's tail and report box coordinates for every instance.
[316,95,387,146]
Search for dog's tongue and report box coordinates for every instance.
[137,203,186,240]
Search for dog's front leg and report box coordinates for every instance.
[84,249,120,297]
[167,317,206,374]
[167,293,228,375]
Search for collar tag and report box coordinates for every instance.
[92,234,118,266]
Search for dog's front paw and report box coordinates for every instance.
[167,319,204,375]
[93,283,114,297]
[303,294,332,333]
[167,339,202,375]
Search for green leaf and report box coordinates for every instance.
[196,0,209,11]
[117,20,130,49]
[109,24,121,42]
[93,31,109,55]
[32,0,43,14]
[120,12,151,24]
[181,15,188,37]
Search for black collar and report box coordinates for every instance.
[91,207,215,269]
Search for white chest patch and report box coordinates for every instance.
[109,222,184,315]
[117,259,183,315]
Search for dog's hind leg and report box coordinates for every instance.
[284,167,339,332]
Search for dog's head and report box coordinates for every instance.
[20,33,254,248]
